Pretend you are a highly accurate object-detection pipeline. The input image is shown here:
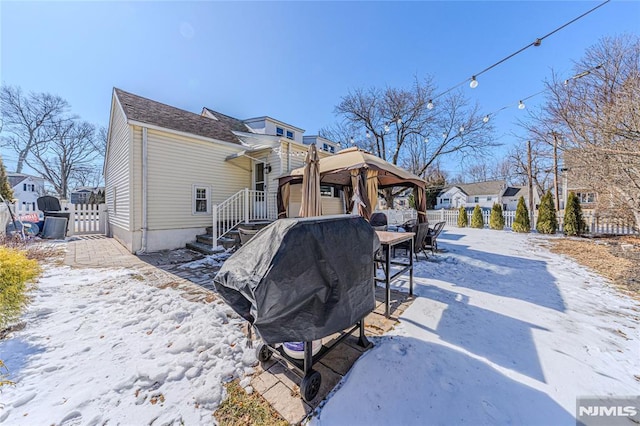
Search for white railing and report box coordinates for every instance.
[211,189,277,244]
[11,202,107,235]
[425,208,638,235]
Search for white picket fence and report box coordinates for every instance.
[377,208,637,235]
[425,208,638,235]
[9,202,107,235]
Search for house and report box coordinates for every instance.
[501,185,542,211]
[435,180,506,210]
[434,180,541,211]
[303,135,340,155]
[104,88,342,253]
[70,186,105,204]
[6,172,46,212]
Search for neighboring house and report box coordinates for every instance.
[501,185,543,211]
[70,186,105,204]
[104,88,340,253]
[7,172,46,211]
[303,135,340,154]
[434,180,541,211]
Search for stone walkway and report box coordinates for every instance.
[63,236,414,424]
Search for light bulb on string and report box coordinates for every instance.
[365,130,370,139]
[424,137,429,143]
[350,137,355,145]
[470,76,478,89]
[459,125,465,133]
[427,100,434,110]
[518,100,525,110]
[483,115,490,123]
[396,117,402,126]
[384,124,390,133]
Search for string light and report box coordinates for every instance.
[426,0,610,108]
[518,100,526,110]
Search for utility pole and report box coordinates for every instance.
[551,132,560,211]
[527,140,534,226]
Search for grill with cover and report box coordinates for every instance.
[214,214,379,401]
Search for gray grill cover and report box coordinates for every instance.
[214,215,379,344]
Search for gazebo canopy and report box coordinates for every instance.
[278,147,427,221]
[279,147,425,188]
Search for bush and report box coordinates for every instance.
[470,205,484,228]
[457,206,468,227]
[512,196,530,233]
[0,359,14,389]
[564,192,586,236]
[536,191,558,234]
[490,203,505,230]
[0,246,40,330]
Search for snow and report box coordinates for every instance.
[1,228,638,425]
[0,266,255,425]
[313,228,640,425]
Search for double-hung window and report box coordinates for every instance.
[193,185,210,214]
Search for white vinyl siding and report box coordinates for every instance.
[145,129,250,230]
[105,98,132,231]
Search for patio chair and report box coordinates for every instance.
[370,212,388,231]
[238,227,259,246]
[394,222,431,261]
[424,221,446,254]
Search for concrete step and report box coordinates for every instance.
[196,234,214,245]
[186,241,223,256]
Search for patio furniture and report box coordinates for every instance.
[425,221,446,254]
[370,212,388,231]
[394,222,431,261]
[37,196,71,237]
[237,226,259,245]
[374,230,414,318]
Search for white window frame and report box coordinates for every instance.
[276,127,284,137]
[286,130,294,140]
[193,184,211,215]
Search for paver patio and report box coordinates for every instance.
[64,236,414,423]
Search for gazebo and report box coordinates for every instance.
[277,147,427,222]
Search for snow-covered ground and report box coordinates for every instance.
[314,228,640,425]
[0,266,255,425]
[1,228,638,425]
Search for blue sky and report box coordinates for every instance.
[1,1,639,175]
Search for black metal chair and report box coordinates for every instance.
[424,221,446,254]
[394,222,431,261]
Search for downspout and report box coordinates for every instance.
[137,127,148,254]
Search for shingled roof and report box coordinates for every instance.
[114,88,243,144]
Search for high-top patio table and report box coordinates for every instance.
[374,230,414,317]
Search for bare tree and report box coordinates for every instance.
[333,77,496,206]
[26,119,99,199]
[528,34,640,228]
[0,86,69,173]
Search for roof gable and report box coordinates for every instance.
[457,180,506,196]
[114,89,242,144]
